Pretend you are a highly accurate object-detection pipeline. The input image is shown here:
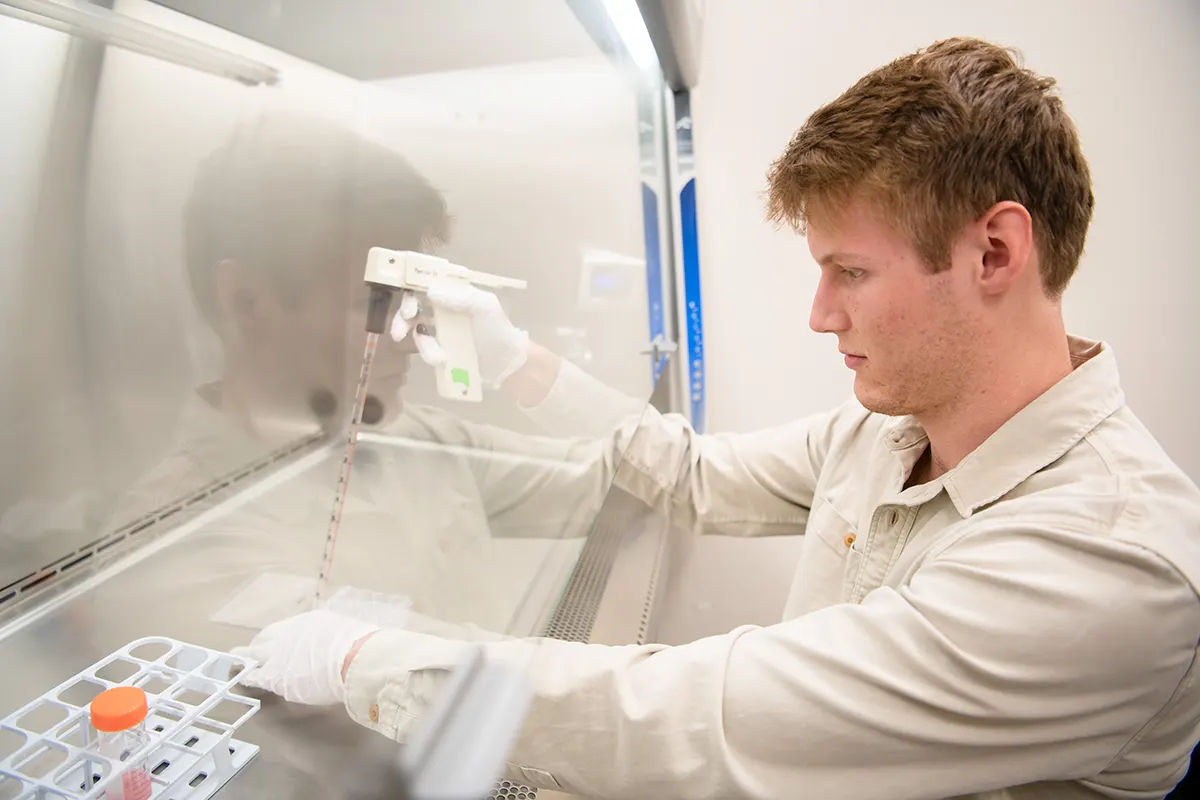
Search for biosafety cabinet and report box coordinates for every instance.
[0,1,706,797]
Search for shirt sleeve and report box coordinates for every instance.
[519,358,649,439]
[454,359,847,538]
[343,525,1200,798]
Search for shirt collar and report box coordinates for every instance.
[883,336,1126,517]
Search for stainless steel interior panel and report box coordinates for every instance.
[2,0,670,795]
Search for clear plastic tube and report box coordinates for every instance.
[89,687,153,800]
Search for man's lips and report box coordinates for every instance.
[840,351,866,369]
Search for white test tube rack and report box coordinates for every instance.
[0,637,261,800]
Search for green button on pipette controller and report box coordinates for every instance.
[451,367,471,388]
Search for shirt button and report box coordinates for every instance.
[368,704,379,723]
[844,533,856,548]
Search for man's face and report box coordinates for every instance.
[807,201,980,418]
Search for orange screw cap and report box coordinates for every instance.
[90,686,149,733]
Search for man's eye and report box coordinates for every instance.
[842,268,865,280]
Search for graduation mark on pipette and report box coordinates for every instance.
[316,331,380,602]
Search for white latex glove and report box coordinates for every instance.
[398,283,530,386]
[231,609,380,706]
[387,290,444,365]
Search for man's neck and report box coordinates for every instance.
[917,328,1073,480]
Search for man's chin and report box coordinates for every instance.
[852,382,908,418]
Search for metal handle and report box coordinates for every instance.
[639,334,678,358]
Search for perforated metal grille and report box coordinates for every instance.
[488,495,650,799]
[490,779,536,799]
[541,511,628,643]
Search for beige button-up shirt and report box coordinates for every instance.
[343,337,1200,799]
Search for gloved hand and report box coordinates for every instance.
[231,609,380,706]
[387,290,445,366]
[390,283,530,387]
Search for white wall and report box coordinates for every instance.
[657,0,1200,641]
[695,0,1200,469]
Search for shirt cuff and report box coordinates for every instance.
[342,628,473,740]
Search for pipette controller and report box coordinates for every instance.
[318,250,525,600]
[363,248,526,403]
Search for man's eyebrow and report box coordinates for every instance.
[817,252,870,267]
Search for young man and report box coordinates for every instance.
[238,39,1200,798]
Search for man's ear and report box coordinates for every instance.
[213,259,257,330]
[975,201,1035,298]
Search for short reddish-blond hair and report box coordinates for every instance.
[766,37,1095,296]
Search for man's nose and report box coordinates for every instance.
[809,273,851,334]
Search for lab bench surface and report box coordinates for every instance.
[0,509,583,799]
[0,449,669,799]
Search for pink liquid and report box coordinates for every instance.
[120,768,152,800]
